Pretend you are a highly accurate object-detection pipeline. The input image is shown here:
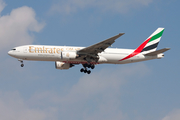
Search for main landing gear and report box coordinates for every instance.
[80,64,95,74]
[18,59,24,67]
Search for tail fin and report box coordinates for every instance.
[119,28,165,61]
[141,28,165,54]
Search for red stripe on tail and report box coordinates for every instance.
[119,37,152,61]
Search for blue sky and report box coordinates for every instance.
[0,0,180,120]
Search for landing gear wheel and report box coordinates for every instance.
[87,64,91,68]
[87,70,91,74]
[84,69,87,73]
[81,64,94,74]
[91,65,95,69]
[80,68,84,72]
[21,64,24,67]
[18,59,24,68]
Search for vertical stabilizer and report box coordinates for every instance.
[141,28,164,54]
[120,28,165,61]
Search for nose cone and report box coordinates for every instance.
[8,50,14,57]
[8,51,11,55]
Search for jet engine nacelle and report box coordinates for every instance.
[55,61,71,70]
[61,52,77,60]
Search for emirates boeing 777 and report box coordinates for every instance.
[8,28,170,74]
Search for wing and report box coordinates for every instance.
[77,33,125,56]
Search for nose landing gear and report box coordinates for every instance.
[21,63,24,67]
[18,59,24,67]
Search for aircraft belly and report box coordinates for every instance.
[102,53,155,64]
[118,55,156,64]
[101,53,126,63]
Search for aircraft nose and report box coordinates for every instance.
[8,51,12,56]
[8,51,10,55]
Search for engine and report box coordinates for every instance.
[61,52,78,60]
[55,61,74,70]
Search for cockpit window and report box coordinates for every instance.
[11,49,16,50]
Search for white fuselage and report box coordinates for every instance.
[8,45,162,65]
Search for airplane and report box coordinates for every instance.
[8,28,170,74]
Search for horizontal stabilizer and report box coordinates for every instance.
[144,48,170,56]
